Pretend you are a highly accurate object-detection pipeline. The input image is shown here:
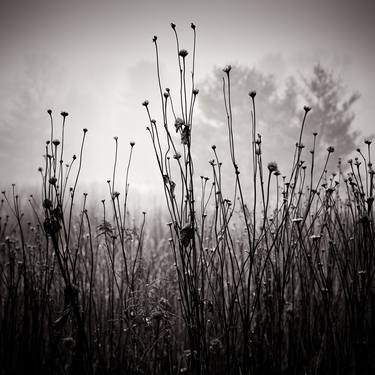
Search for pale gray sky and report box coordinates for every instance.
[0,0,374,196]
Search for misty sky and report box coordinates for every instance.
[1,0,374,198]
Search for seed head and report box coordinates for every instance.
[83,128,88,133]
[112,191,120,199]
[327,146,335,153]
[61,111,68,118]
[304,106,311,113]
[223,65,231,73]
[249,91,256,98]
[130,141,135,147]
[43,199,53,209]
[267,161,278,173]
[49,177,57,185]
[171,22,176,30]
[52,139,60,146]
[174,117,185,132]
[142,100,149,107]
[47,109,52,115]
[152,35,157,43]
[364,138,372,145]
[191,22,196,30]
[193,89,199,95]
[179,49,189,58]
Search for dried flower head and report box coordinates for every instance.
[49,177,57,185]
[304,106,311,113]
[142,100,149,107]
[191,22,196,30]
[249,91,256,98]
[43,199,53,209]
[223,65,232,73]
[52,139,60,146]
[364,138,372,145]
[192,89,199,95]
[175,117,185,132]
[112,191,120,199]
[267,161,278,173]
[171,22,176,29]
[61,111,68,118]
[130,141,135,147]
[179,49,189,58]
[327,146,335,153]
[152,35,157,43]
[47,109,52,115]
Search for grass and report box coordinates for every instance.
[0,23,374,375]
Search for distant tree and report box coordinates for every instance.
[193,63,360,188]
[302,63,360,160]
[193,65,300,185]
[0,55,65,183]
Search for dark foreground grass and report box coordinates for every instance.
[0,23,374,375]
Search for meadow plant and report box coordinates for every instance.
[143,23,375,375]
[0,22,374,375]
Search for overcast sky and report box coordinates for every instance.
[0,0,374,198]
